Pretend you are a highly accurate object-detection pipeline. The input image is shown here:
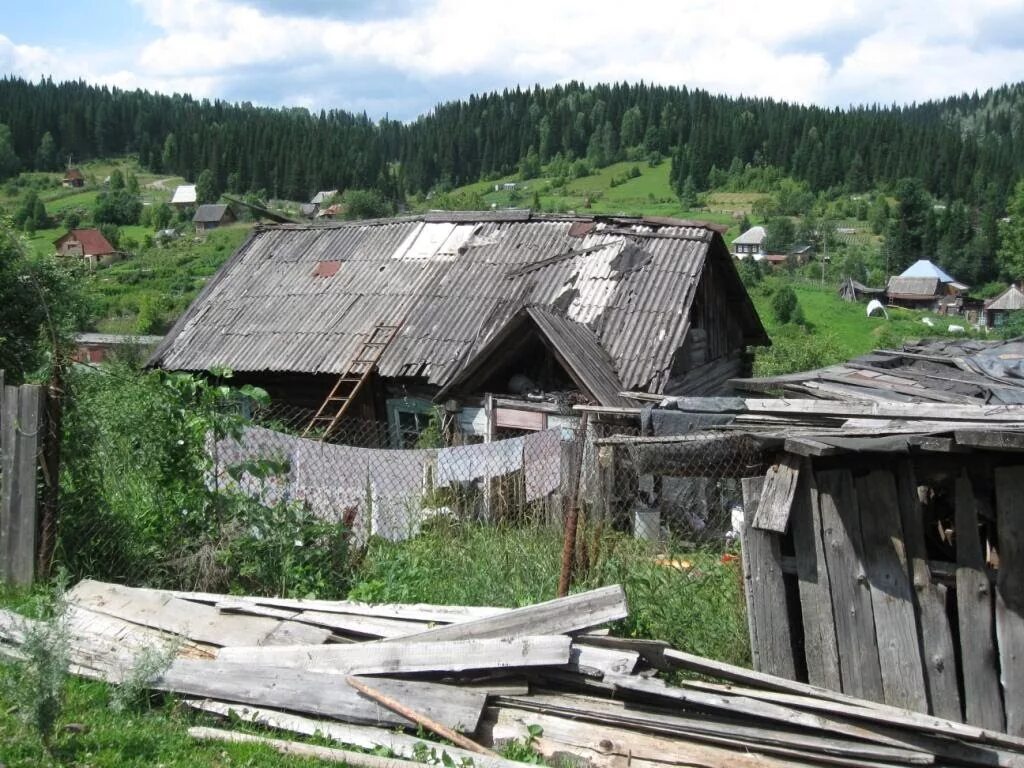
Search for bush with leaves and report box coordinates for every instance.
[770,284,799,324]
[58,365,352,596]
[754,325,842,376]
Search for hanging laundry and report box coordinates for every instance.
[524,428,563,501]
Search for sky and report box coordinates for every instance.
[3,0,1024,120]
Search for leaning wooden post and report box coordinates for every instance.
[345,676,499,757]
[37,362,64,579]
[557,411,589,597]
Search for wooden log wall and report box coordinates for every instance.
[741,451,1024,735]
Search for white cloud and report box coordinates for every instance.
[5,0,1024,116]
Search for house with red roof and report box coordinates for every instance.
[54,228,118,266]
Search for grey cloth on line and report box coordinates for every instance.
[524,428,562,501]
[436,437,524,488]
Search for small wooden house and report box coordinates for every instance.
[54,228,117,267]
[192,204,236,234]
[887,260,967,311]
[731,226,767,259]
[62,168,84,188]
[985,284,1024,328]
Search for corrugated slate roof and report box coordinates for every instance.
[150,213,766,394]
[988,284,1024,312]
[886,276,941,297]
[171,184,197,204]
[732,226,766,246]
[193,204,230,223]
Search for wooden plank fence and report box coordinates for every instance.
[741,448,1024,735]
[0,381,45,586]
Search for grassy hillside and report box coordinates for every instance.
[443,161,747,240]
[748,277,984,376]
[90,224,251,334]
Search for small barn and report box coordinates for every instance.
[311,190,338,206]
[731,226,767,259]
[62,168,84,188]
[171,184,197,209]
[192,204,236,234]
[54,228,117,267]
[985,284,1024,328]
[150,212,769,445]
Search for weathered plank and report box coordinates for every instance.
[956,431,1024,452]
[740,476,796,679]
[67,580,330,647]
[171,590,508,623]
[752,453,802,532]
[742,399,1024,423]
[607,673,928,749]
[855,470,928,713]
[995,466,1024,737]
[789,464,841,691]
[63,604,215,682]
[292,611,427,639]
[389,584,628,642]
[955,472,1005,732]
[186,700,530,768]
[157,660,486,731]
[565,642,639,677]
[497,692,933,766]
[9,386,41,586]
[216,635,571,675]
[1,385,41,587]
[485,707,795,768]
[188,727,417,768]
[895,461,961,722]
[0,386,18,585]
[816,469,884,702]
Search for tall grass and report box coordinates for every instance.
[350,520,750,666]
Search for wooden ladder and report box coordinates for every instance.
[302,324,401,439]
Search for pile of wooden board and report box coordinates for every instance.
[5,580,1024,767]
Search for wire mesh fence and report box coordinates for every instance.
[36,366,766,663]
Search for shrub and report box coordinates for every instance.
[754,326,842,376]
[770,285,799,323]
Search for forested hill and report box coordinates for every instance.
[1,76,1023,209]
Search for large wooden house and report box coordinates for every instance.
[150,212,769,445]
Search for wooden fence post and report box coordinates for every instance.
[0,383,44,586]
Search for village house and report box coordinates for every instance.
[61,168,84,188]
[54,228,117,267]
[149,212,768,446]
[192,203,236,234]
[886,259,967,311]
[984,283,1024,328]
[171,184,197,209]
[731,225,767,259]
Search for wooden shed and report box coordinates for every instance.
[985,284,1024,328]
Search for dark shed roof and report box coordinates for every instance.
[193,204,231,224]
[150,212,767,395]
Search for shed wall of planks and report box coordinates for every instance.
[0,382,44,587]
[740,452,1024,734]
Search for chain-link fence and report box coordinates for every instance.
[42,365,765,663]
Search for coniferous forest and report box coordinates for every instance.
[2,75,1024,284]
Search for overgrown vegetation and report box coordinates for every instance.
[57,364,351,597]
[351,520,749,666]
